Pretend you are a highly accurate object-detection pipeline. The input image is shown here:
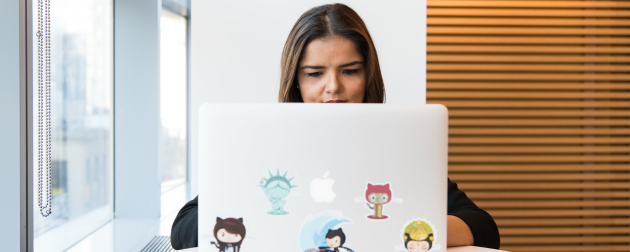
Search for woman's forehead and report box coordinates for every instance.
[300,37,363,67]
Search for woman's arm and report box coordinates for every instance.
[447,178,500,249]
[170,196,199,250]
[447,215,474,246]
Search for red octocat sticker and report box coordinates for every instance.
[365,183,392,219]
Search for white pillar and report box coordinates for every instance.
[114,0,162,218]
[0,0,29,250]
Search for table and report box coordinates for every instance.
[177,246,508,251]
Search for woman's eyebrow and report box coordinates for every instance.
[301,65,325,69]
[301,61,363,69]
[339,61,363,67]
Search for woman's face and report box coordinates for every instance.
[297,37,366,103]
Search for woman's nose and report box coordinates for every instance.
[325,72,342,94]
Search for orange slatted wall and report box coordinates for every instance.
[426,1,630,251]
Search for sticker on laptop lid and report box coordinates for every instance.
[210,217,246,252]
[258,168,298,215]
[396,218,440,251]
[359,182,401,220]
[299,211,355,252]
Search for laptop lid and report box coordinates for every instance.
[199,103,448,252]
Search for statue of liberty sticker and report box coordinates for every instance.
[259,168,298,215]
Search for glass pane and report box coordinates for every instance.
[33,0,113,251]
[160,9,188,190]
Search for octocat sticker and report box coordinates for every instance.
[401,219,436,252]
[364,183,393,219]
[299,211,355,252]
[259,168,298,215]
[211,217,246,252]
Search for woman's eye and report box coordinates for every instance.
[343,69,359,74]
[307,72,322,77]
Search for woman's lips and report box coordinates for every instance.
[325,100,346,103]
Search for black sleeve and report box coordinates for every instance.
[447,178,500,249]
[171,196,199,250]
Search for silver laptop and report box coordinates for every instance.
[198,103,448,252]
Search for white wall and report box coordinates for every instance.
[191,0,427,196]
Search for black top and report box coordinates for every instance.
[170,178,500,250]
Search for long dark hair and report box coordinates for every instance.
[279,3,385,103]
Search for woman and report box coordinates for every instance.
[171,3,500,250]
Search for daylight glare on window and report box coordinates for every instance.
[160,9,188,188]
[33,0,113,251]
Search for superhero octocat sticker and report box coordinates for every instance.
[299,211,355,252]
[211,217,246,252]
[258,168,298,215]
[399,218,439,252]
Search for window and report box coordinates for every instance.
[33,0,113,251]
[160,8,188,192]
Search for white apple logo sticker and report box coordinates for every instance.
[310,171,336,203]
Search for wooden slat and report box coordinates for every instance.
[428,45,630,54]
[428,55,630,63]
[428,8,630,17]
[449,155,630,162]
[428,101,630,108]
[502,236,630,244]
[429,27,630,36]
[429,73,630,80]
[450,120,630,126]
[450,173,630,181]
[450,136,630,143]
[498,219,630,226]
[448,128,630,136]
[500,245,630,252]
[449,146,630,153]
[428,36,630,44]
[428,82,630,89]
[467,191,630,199]
[489,209,630,217]
[428,17,630,26]
[499,227,630,235]
[458,182,630,190]
[428,1,630,8]
[477,200,630,208]
[429,91,630,99]
[449,164,630,172]
[449,110,630,117]
[496,218,630,226]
